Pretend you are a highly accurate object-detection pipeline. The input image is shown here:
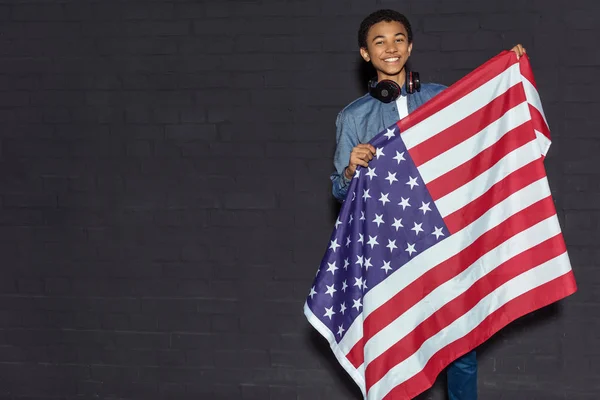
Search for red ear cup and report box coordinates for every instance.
[407,69,421,94]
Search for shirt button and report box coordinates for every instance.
[392,107,396,111]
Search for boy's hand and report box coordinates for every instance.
[511,44,526,59]
[345,144,376,179]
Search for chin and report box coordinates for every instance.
[379,68,404,78]
[375,64,405,77]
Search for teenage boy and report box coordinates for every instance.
[329,9,526,400]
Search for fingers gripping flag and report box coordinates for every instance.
[304,51,577,400]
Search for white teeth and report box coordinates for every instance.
[384,57,399,62]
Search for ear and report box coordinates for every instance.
[360,47,370,62]
[408,42,413,57]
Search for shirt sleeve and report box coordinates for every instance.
[330,109,359,202]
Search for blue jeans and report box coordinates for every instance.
[447,350,477,400]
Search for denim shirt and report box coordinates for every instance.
[330,82,447,202]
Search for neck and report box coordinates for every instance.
[378,67,406,87]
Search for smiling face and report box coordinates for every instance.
[359,20,413,85]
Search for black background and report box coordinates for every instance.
[0,0,598,399]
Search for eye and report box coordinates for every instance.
[375,41,383,45]
[396,38,404,43]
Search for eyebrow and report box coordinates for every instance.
[372,33,407,42]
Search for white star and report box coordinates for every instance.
[432,226,445,239]
[355,255,363,267]
[393,151,406,164]
[406,242,417,256]
[364,257,372,271]
[360,211,365,221]
[341,280,348,292]
[352,191,356,201]
[340,302,347,315]
[378,192,390,206]
[367,235,379,249]
[326,261,338,275]
[398,197,411,210]
[384,128,396,139]
[392,218,404,231]
[343,258,349,270]
[386,239,398,253]
[354,169,360,178]
[362,279,368,291]
[366,167,377,180]
[337,324,345,337]
[385,172,398,185]
[353,276,363,289]
[406,176,419,189]
[309,286,317,298]
[352,298,362,311]
[373,214,385,227]
[345,235,351,247]
[324,306,335,319]
[349,214,353,225]
[375,147,385,159]
[411,222,424,235]
[358,233,364,243]
[362,189,371,201]
[381,261,393,274]
[329,238,340,252]
[325,283,337,297]
[419,201,432,214]
[335,217,342,228]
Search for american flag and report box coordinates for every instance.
[304,51,577,400]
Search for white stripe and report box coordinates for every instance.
[435,139,541,218]
[303,302,367,397]
[338,175,551,359]
[522,76,548,128]
[369,252,572,399]
[402,63,521,150]
[418,102,531,184]
[536,129,551,157]
[521,75,551,156]
[363,214,561,365]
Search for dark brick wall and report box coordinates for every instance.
[0,0,598,399]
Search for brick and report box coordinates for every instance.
[165,124,217,141]
[3,193,57,208]
[565,9,600,29]
[423,16,480,32]
[12,5,65,21]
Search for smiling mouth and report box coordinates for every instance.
[383,57,400,63]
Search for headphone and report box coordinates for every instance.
[367,68,421,103]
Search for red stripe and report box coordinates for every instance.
[345,196,556,368]
[426,121,535,201]
[443,158,547,233]
[519,55,551,141]
[409,84,527,167]
[519,54,537,88]
[530,104,550,140]
[365,234,566,389]
[346,337,364,369]
[383,270,577,399]
[397,51,519,133]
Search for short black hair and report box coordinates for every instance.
[358,9,413,48]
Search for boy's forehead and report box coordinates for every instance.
[368,20,407,37]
